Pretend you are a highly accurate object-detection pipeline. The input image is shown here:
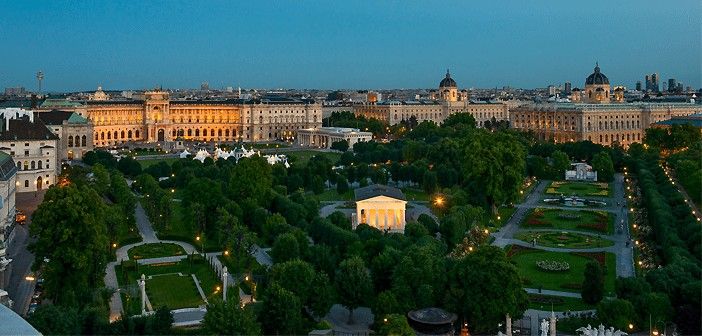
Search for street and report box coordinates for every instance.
[6,190,46,316]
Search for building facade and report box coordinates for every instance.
[0,108,59,192]
[37,110,93,161]
[510,65,701,146]
[352,184,407,233]
[0,151,17,292]
[353,71,510,127]
[297,127,373,149]
[80,91,322,147]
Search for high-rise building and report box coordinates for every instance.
[547,85,557,96]
[635,81,642,91]
[200,82,209,91]
[564,82,572,94]
[645,73,660,92]
[668,78,678,93]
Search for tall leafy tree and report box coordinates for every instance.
[463,132,526,213]
[581,260,605,304]
[444,246,528,333]
[202,299,261,335]
[260,283,303,335]
[591,151,615,182]
[335,256,373,323]
[551,150,570,179]
[29,185,110,307]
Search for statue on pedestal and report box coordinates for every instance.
[540,319,549,336]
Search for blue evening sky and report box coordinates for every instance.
[0,1,700,92]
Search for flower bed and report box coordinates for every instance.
[536,260,570,272]
[576,222,607,233]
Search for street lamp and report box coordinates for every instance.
[434,196,444,206]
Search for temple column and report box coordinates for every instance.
[384,209,390,231]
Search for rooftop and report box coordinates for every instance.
[0,151,16,181]
[37,110,89,125]
[354,184,406,201]
[0,303,41,335]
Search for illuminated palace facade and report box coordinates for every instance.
[353,70,510,127]
[510,64,701,146]
[85,91,322,147]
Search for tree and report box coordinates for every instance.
[581,261,605,304]
[335,256,373,323]
[331,139,350,152]
[229,156,272,204]
[444,246,528,333]
[596,299,637,331]
[28,305,81,335]
[551,150,570,179]
[422,171,438,194]
[150,306,174,335]
[203,298,261,335]
[377,314,415,336]
[336,177,350,194]
[591,151,615,182]
[260,283,303,335]
[270,260,335,317]
[270,232,300,263]
[463,132,526,213]
[29,185,110,307]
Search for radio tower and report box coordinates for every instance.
[36,71,44,96]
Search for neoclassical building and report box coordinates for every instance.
[510,64,701,146]
[353,70,509,127]
[81,91,322,147]
[297,127,372,149]
[352,184,407,233]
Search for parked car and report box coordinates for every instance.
[15,210,26,225]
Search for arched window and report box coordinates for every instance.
[68,136,74,147]
[195,129,200,137]
[31,161,35,170]
[24,180,29,188]
[135,130,140,138]
[113,131,118,139]
[121,131,125,139]
[23,161,28,170]
[82,135,87,146]
[225,129,230,137]
[38,160,42,169]
[107,132,111,140]
[16,161,21,170]
[218,129,222,137]
[187,129,192,136]
[101,132,105,140]
[210,129,215,136]
[128,130,133,139]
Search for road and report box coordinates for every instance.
[6,190,46,316]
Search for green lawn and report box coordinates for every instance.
[515,231,614,249]
[546,181,611,197]
[115,255,221,312]
[138,157,179,169]
[402,187,430,202]
[314,189,353,201]
[494,207,517,228]
[509,247,616,295]
[285,150,341,166]
[528,294,597,311]
[522,208,614,234]
[128,243,187,260]
[147,274,204,309]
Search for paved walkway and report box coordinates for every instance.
[664,164,701,218]
[491,176,635,305]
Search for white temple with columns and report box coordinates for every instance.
[352,184,407,232]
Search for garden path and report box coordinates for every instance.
[492,175,635,305]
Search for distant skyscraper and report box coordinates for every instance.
[564,82,572,94]
[635,81,642,91]
[645,73,659,92]
[547,85,557,96]
[200,82,209,91]
[668,78,678,93]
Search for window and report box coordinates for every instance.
[24,180,29,188]
[16,162,21,170]
[68,136,73,147]
[38,161,42,169]
[81,135,86,146]
[24,150,29,156]
[31,161,35,170]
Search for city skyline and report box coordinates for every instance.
[1,0,700,91]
